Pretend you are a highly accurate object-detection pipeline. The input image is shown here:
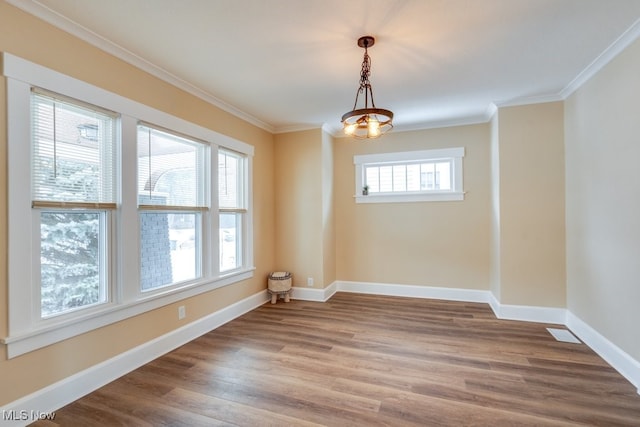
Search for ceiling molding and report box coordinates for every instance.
[8,0,275,133]
[273,123,327,135]
[495,93,565,109]
[560,16,640,99]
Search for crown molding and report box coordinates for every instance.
[273,123,328,134]
[7,0,275,133]
[495,92,565,109]
[560,17,640,99]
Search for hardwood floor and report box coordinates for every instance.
[33,293,640,426]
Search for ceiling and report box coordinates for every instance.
[11,0,640,135]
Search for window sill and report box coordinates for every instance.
[355,192,465,204]
[1,268,255,358]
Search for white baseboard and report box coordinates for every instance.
[336,280,491,303]
[290,282,337,302]
[0,290,270,427]
[488,293,567,325]
[566,311,640,394]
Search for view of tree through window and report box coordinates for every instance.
[31,91,114,317]
[40,212,104,317]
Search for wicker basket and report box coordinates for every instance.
[268,271,292,292]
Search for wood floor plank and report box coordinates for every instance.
[162,387,323,427]
[31,293,640,426]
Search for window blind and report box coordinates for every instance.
[137,124,207,210]
[31,90,117,206]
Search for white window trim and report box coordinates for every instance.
[2,52,255,358]
[218,149,250,274]
[354,147,465,203]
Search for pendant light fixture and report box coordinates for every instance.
[341,36,393,139]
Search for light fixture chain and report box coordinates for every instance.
[360,50,371,88]
[359,49,376,108]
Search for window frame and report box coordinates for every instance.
[218,149,249,274]
[137,123,209,292]
[3,53,255,358]
[354,147,465,203]
[36,208,113,321]
[28,89,120,320]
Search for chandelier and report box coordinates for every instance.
[341,36,393,139]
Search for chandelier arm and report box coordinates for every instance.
[352,85,364,112]
[366,84,375,109]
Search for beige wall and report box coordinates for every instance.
[0,2,275,406]
[565,37,640,361]
[274,129,324,286]
[493,102,566,307]
[321,129,336,286]
[334,125,491,289]
[273,128,335,287]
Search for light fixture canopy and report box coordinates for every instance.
[342,36,393,139]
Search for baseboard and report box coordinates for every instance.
[489,293,567,325]
[566,311,640,394]
[0,290,270,427]
[290,282,337,302]
[336,280,491,303]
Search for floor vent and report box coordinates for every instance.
[547,328,581,344]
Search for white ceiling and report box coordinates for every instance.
[11,0,640,135]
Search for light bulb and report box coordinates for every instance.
[344,122,357,135]
[367,117,380,138]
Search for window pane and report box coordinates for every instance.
[405,164,420,191]
[364,166,380,192]
[220,213,242,272]
[420,163,435,190]
[32,92,116,203]
[138,125,205,207]
[40,211,106,317]
[140,212,200,290]
[379,165,393,192]
[435,161,452,190]
[219,150,243,209]
[392,164,407,192]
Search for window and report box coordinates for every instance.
[354,147,465,203]
[32,90,117,318]
[218,150,247,272]
[137,125,208,290]
[4,53,254,358]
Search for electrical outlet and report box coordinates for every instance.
[178,305,186,320]
[307,277,314,287]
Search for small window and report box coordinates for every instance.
[354,147,465,203]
